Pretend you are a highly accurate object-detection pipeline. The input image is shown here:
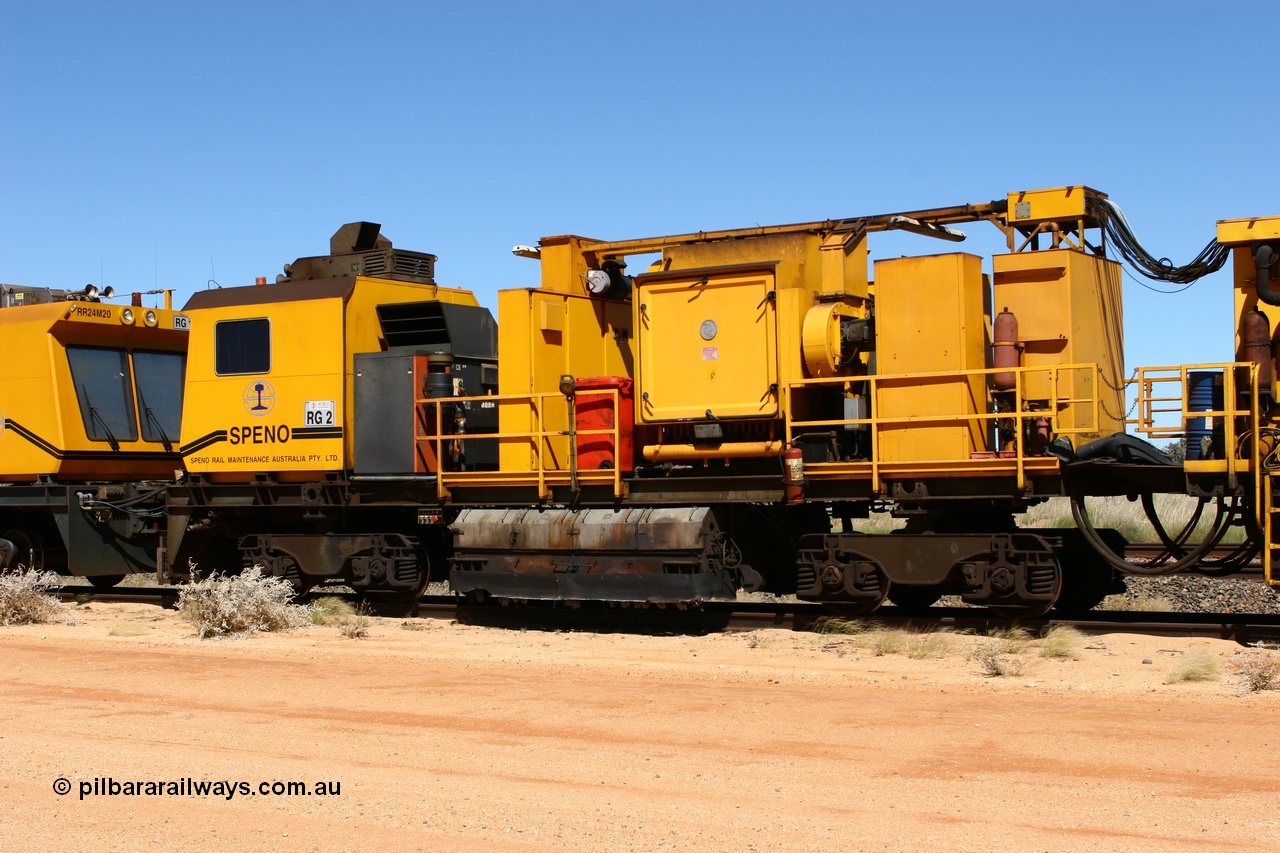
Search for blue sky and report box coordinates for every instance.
[2,1,1275,371]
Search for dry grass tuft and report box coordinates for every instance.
[811,616,878,636]
[1037,626,1084,659]
[870,628,908,656]
[1228,649,1280,694]
[0,567,63,626]
[1101,593,1176,612]
[1165,650,1221,684]
[339,604,372,639]
[970,638,1026,677]
[176,566,308,639]
[1129,594,1176,612]
[988,627,1032,654]
[399,620,427,632]
[308,596,355,626]
[810,619,952,658]
[905,631,952,659]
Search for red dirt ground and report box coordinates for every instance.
[1,602,1277,852]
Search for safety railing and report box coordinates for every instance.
[415,386,626,501]
[419,362,1134,499]
[1130,362,1260,498]
[784,362,1110,493]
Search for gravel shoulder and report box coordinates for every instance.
[1,602,1278,852]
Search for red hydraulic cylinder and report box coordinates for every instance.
[993,308,1019,391]
[1241,310,1274,394]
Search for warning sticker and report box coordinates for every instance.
[702,346,719,361]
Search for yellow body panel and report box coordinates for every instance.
[636,269,779,422]
[496,288,633,472]
[181,297,346,479]
[873,253,988,462]
[1216,216,1280,246]
[1007,185,1101,224]
[991,249,1124,440]
[0,301,188,482]
[181,276,483,481]
[537,235,603,296]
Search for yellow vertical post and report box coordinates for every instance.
[869,374,882,495]
[1266,479,1276,585]
[535,396,547,501]
[1014,369,1025,492]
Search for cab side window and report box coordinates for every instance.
[215,318,270,375]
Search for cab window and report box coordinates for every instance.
[215,318,270,375]
[66,346,139,444]
[133,350,186,445]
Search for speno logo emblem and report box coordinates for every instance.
[243,380,276,416]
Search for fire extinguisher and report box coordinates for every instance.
[783,444,805,505]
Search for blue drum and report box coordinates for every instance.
[1185,370,1224,460]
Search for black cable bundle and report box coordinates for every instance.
[1086,195,1230,286]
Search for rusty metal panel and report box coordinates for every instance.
[451,506,715,553]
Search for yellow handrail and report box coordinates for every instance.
[416,387,627,501]
[785,362,1104,492]
[1130,361,1260,505]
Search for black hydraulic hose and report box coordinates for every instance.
[1196,539,1261,575]
[1140,492,1259,572]
[1070,494,1231,576]
[1254,244,1280,307]
[1140,492,1205,563]
[1197,499,1264,573]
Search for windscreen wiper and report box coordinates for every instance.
[136,387,172,452]
[82,385,120,451]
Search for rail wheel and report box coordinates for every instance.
[358,547,431,606]
[87,574,126,590]
[887,585,944,612]
[1,528,42,570]
[818,555,890,617]
[1051,529,1125,615]
[363,570,430,606]
[1053,565,1120,614]
[987,556,1062,619]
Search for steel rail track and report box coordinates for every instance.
[1124,543,1262,580]
[447,600,1280,643]
[55,588,1280,644]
